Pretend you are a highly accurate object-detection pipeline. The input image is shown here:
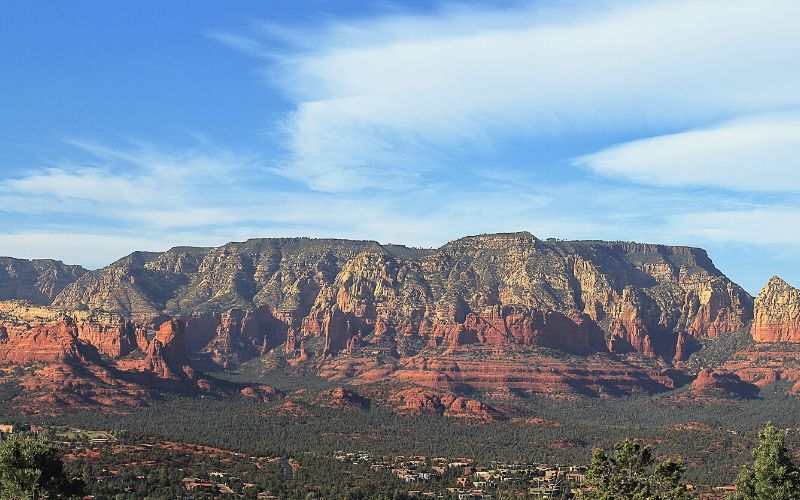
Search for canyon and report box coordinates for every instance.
[0,233,797,418]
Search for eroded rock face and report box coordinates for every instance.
[0,258,86,305]
[240,385,279,401]
[691,368,757,398]
[673,332,689,362]
[0,234,761,412]
[315,387,371,410]
[143,320,189,380]
[0,301,207,410]
[752,276,800,342]
[389,388,503,421]
[47,234,752,361]
[424,306,606,354]
[317,350,684,398]
[0,301,210,413]
[74,311,137,358]
[607,287,657,357]
[183,307,289,365]
[0,301,129,363]
[11,360,150,414]
[718,346,800,395]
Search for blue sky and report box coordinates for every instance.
[1,0,799,294]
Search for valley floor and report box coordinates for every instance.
[6,376,798,488]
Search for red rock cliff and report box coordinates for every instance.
[752,276,800,342]
[143,319,191,380]
[0,301,134,363]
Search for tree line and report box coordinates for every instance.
[0,422,798,498]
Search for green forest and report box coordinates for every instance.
[5,381,799,485]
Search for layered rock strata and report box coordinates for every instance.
[49,234,752,361]
[752,276,800,342]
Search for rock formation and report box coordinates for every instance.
[48,234,752,361]
[0,234,767,413]
[240,385,280,401]
[691,368,757,398]
[182,307,288,366]
[0,257,86,305]
[389,387,504,421]
[143,320,190,380]
[752,276,800,342]
[0,300,208,410]
[315,387,371,410]
[0,301,114,363]
[673,332,689,362]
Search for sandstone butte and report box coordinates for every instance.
[714,275,800,395]
[0,233,798,416]
[689,368,757,399]
[751,276,800,342]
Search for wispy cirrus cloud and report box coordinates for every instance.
[214,0,800,192]
[575,113,800,192]
[669,208,800,246]
[0,138,572,266]
[0,139,263,222]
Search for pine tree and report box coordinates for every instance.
[0,435,83,499]
[586,439,690,499]
[735,422,800,499]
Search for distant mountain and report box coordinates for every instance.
[50,233,752,360]
[0,257,87,305]
[3,233,794,416]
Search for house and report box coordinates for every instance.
[566,472,586,484]
[185,481,217,493]
[699,485,736,500]
[458,492,492,500]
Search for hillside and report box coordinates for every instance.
[49,233,752,363]
[0,257,87,305]
[0,233,774,416]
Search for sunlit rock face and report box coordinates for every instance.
[0,300,133,363]
[752,276,800,343]
[48,234,752,361]
[691,368,757,399]
[0,234,759,413]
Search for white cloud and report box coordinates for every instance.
[670,208,800,245]
[0,140,264,225]
[3,168,146,204]
[216,0,800,192]
[574,113,800,191]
